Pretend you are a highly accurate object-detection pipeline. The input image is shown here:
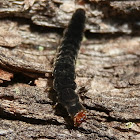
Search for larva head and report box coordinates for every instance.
[76,0,86,5]
[73,110,87,127]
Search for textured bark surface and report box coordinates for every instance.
[0,0,140,140]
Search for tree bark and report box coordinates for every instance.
[0,0,140,140]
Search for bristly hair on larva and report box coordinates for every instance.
[53,8,86,127]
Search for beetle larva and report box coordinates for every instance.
[53,8,86,126]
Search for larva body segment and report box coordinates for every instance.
[53,9,86,126]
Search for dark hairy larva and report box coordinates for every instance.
[53,8,86,126]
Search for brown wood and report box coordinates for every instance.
[0,0,140,139]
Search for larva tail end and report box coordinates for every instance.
[73,110,87,127]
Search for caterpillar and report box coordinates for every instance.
[53,8,86,126]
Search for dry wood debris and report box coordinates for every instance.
[0,0,140,139]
